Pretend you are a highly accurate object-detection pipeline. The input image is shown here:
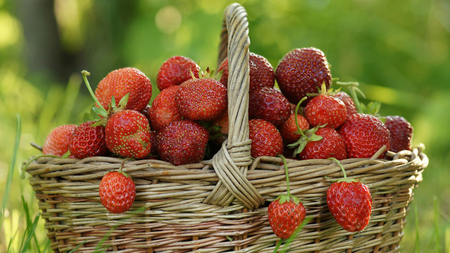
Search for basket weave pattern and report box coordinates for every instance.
[25,3,429,253]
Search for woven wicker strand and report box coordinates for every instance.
[23,3,429,252]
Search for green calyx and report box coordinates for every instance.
[275,155,301,205]
[81,70,130,125]
[287,97,324,156]
[332,78,382,117]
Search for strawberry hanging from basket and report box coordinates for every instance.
[268,156,307,239]
[99,160,136,214]
[327,158,373,232]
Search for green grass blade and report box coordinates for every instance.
[20,214,40,253]
[414,202,419,252]
[0,114,21,229]
[19,196,41,253]
[68,239,88,253]
[434,197,440,252]
[280,216,313,253]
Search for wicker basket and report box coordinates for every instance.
[24,3,429,252]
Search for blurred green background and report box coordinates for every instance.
[0,0,449,252]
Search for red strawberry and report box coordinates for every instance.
[105,110,152,159]
[95,67,152,112]
[148,85,182,132]
[339,113,391,158]
[156,55,200,91]
[140,104,151,123]
[248,119,284,158]
[218,52,275,90]
[249,87,291,127]
[384,115,413,152]
[334,91,357,118]
[43,124,77,157]
[268,156,306,239]
[279,113,310,145]
[175,78,227,121]
[69,121,108,159]
[99,171,136,213]
[304,94,347,129]
[157,120,209,165]
[149,130,158,156]
[212,110,229,136]
[275,47,332,105]
[327,162,372,232]
[299,127,347,160]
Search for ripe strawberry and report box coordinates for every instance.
[157,120,209,165]
[94,67,152,112]
[156,55,200,91]
[275,47,332,105]
[300,127,347,160]
[149,130,158,156]
[279,113,310,145]
[218,52,275,90]
[327,161,372,232]
[212,110,229,136]
[69,121,108,159]
[304,94,347,129]
[384,115,413,152]
[105,110,152,159]
[268,156,306,239]
[140,104,151,123]
[334,91,357,118]
[43,124,77,157]
[99,170,136,213]
[248,119,284,158]
[248,87,291,127]
[148,85,182,132]
[339,113,391,158]
[175,78,227,121]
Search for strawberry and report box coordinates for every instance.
[327,160,372,232]
[105,110,152,159]
[279,113,310,145]
[175,78,227,121]
[69,121,108,159]
[212,110,229,136]
[334,91,357,118]
[42,124,77,157]
[248,87,291,127]
[156,55,200,91]
[300,127,347,160]
[149,130,158,156]
[275,47,332,105]
[304,93,347,129]
[248,119,284,158]
[157,120,209,165]
[94,67,152,112]
[218,52,275,90]
[268,155,306,239]
[338,113,391,158]
[384,115,413,152]
[148,85,182,132]
[99,170,136,213]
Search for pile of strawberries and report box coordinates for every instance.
[40,47,414,236]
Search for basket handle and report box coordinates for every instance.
[203,3,265,210]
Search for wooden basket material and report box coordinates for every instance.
[24,3,429,253]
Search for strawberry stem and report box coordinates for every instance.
[280,155,291,196]
[329,157,347,181]
[294,97,308,139]
[348,86,363,114]
[81,70,107,112]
